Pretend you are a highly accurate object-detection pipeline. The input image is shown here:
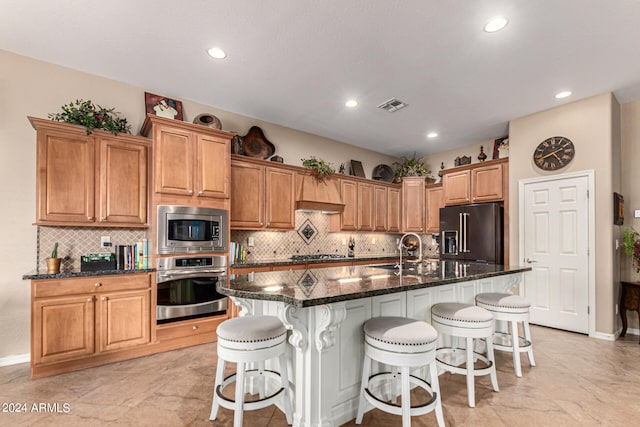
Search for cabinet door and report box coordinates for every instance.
[97,137,147,225]
[265,167,295,229]
[426,186,444,233]
[153,125,194,196]
[340,179,358,231]
[36,129,95,223]
[230,160,265,228]
[33,295,95,365]
[387,187,401,232]
[373,185,387,232]
[472,163,504,202]
[443,170,471,205]
[402,178,425,233]
[358,182,374,231]
[196,133,230,199]
[97,289,150,352]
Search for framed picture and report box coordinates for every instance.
[145,92,183,120]
[493,136,508,160]
[614,192,624,225]
[350,160,366,178]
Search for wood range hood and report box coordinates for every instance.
[295,173,345,214]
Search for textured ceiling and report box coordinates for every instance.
[2,0,640,157]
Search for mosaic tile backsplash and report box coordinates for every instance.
[231,211,439,263]
[37,226,148,272]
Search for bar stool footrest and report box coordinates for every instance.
[364,372,438,417]
[436,347,494,376]
[216,370,285,411]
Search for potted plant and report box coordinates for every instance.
[301,156,336,180]
[392,153,434,183]
[623,228,640,273]
[48,99,131,135]
[47,242,62,274]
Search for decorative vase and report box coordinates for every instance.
[47,258,61,274]
[193,113,222,129]
[478,146,487,162]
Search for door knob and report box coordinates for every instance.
[525,258,538,264]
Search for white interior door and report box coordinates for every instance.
[520,174,590,333]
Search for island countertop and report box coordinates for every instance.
[218,261,531,307]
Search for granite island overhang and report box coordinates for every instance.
[217,261,532,427]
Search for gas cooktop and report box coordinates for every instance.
[290,254,347,261]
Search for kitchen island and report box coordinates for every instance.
[218,261,531,427]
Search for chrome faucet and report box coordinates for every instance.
[398,233,423,274]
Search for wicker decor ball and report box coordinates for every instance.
[402,236,420,251]
[193,113,222,129]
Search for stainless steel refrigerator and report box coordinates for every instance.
[439,203,503,264]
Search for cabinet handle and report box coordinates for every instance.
[198,191,204,196]
[188,189,194,195]
[94,282,102,287]
[87,216,94,220]
[87,298,92,302]
[192,325,198,331]
[102,297,107,301]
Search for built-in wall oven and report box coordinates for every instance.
[156,255,228,324]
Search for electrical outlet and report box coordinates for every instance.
[372,238,377,245]
[342,238,347,246]
[100,236,111,248]
[635,210,640,218]
[247,237,254,247]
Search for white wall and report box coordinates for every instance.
[0,49,398,360]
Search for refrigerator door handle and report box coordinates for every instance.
[458,213,464,254]
[463,212,470,253]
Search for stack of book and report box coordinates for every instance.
[229,241,245,265]
[115,239,150,270]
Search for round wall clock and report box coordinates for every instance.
[533,136,575,171]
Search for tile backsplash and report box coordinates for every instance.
[38,226,148,272]
[230,211,439,263]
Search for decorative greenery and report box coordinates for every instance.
[392,152,432,181]
[48,99,131,135]
[301,156,336,178]
[50,242,59,259]
[623,228,640,273]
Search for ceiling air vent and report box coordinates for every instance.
[377,98,408,112]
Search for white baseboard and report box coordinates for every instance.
[0,353,30,367]
[590,331,616,341]
[624,327,640,336]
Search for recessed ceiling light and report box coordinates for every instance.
[207,47,226,59]
[427,132,438,139]
[555,91,572,99]
[484,17,508,33]
[345,100,358,108]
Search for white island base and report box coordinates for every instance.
[231,272,523,427]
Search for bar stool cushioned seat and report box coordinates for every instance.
[210,315,292,427]
[431,302,499,408]
[356,316,445,427]
[475,292,536,377]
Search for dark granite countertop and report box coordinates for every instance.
[23,268,155,280]
[230,255,400,269]
[219,261,531,307]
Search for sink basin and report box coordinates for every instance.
[372,263,420,272]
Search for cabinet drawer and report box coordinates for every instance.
[156,315,225,341]
[33,274,151,298]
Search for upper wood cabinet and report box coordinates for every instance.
[330,177,400,233]
[387,187,402,233]
[442,158,507,206]
[230,157,295,230]
[401,177,426,233]
[426,184,444,233]
[141,115,231,202]
[30,117,149,227]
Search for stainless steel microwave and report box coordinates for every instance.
[157,205,228,254]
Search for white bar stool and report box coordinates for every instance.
[210,315,293,427]
[431,302,499,408]
[475,292,536,377]
[355,316,445,427]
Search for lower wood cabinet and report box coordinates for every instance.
[31,273,152,378]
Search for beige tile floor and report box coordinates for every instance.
[0,325,639,426]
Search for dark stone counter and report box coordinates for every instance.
[230,255,398,269]
[23,268,155,280]
[219,261,531,307]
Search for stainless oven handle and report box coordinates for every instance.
[157,270,226,282]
